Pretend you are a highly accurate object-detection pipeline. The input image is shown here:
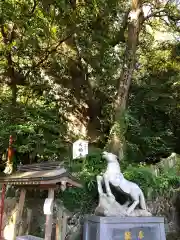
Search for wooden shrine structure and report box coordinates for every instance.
[0,161,82,240]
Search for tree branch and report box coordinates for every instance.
[25,31,75,77]
[144,0,180,22]
[29,0,37,15]
[144,9,165,21]
[16,0,37,17]
[1,24,26,86]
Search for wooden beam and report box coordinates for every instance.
[44,188,54,240]
[13,188,26,240]
[14,184,57,190]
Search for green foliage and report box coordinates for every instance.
[61,151,180,212]
[125,42,180,161]
[124,166,156,196]
[125,165,180,198]
[0,87,69,161]
[61,150,103,212]
[174,155,180,173]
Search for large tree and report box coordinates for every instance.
[0,0,179,162]
[107,0,180,158]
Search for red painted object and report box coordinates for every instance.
[9,135,13,145]
[0,184,6,240]
[7,135,14,164]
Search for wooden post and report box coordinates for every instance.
[44,188,54,240]
[62,211,67,240]
[13,188,26,240]
[56,208,63,240]
[25,209,32,235]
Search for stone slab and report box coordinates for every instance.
[83,216,166,240]
[16,235,43,240]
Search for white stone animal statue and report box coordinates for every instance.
[96,151,147,215]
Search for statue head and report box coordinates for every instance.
[102,151,119,163]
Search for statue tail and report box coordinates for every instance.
[139,189,146,210]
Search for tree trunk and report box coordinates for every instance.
[65,26,103,141]
[11,84,17,106]
[108,0,144,158]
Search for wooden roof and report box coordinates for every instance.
[0,162,82,188]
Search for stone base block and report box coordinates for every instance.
[83,216,166,240]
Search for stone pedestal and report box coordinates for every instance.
[83,216,166,240]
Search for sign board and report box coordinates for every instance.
[43,198,53,215]
[83,216,166,240]
[112,227,158,240]
[73,139,88,159]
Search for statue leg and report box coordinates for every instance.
[96,175,104,195]
[104,175,115,200]
[126,201,139,215]
[123,201,130,208]
[126,192,139,215]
